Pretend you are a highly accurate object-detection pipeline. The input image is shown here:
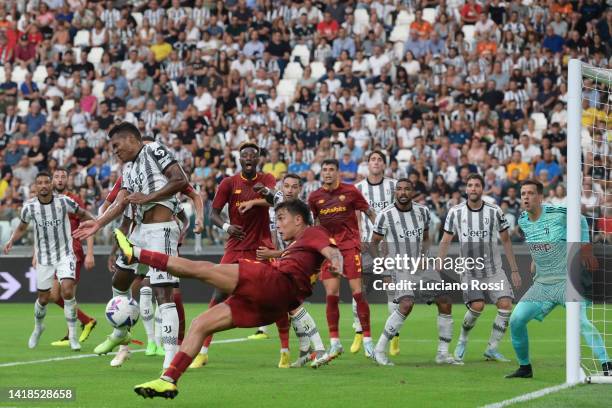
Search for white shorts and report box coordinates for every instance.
[37,255,76,291]
[461,270,514,304]
[116,221,180,286]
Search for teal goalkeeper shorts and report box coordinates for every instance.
[519,280,593,321]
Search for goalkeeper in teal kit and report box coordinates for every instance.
[507,180,611,378]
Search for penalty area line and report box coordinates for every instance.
[0,337,249,368]
[479,383,575,408]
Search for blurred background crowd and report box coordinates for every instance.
[0,0,610,247]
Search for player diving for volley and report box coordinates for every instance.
[250,173,328,368]
[370,178,458,366]
[438,174,521,363]
[48,168,98,347]
[189,143,291,369]
[4,171,96,351]
[506,179,612,378]
[74,122,190,371]
[308,159,377,359]
[353,151,397,355]
[111,199,343,399]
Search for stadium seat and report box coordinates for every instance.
[32,65,47,86]
[87,47,104,66]
[131,12,143,27]
[17,100,30,117]
[531,112,548,132]
[61,99,75,117]
[291,44,310,66]
[73,30,90,47]
[389,25,410,42]
[92,80,106,99]
[423,8,436,24]
[396,149,413,168]
[310,62,326,80]
[283,62,304,80]
[12,66,28,84]
[395,10,415,26]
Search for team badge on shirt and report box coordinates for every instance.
[339,195,345,201]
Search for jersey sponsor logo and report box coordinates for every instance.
[320,206,347,215]
[529,243,552,252]
[370,200,390,210]
[36,219,63,228]
[463,229,489,238]
[396,225,424,239]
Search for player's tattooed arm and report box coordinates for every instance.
[127,163,189,205]
[364,207,376,223]
[321,246,344,277]
[370,231,384,258]
[3,221,29,254]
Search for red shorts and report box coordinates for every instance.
[224,259,301,328]
[320,247,362,280]
[220,249,258,264]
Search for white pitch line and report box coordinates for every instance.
[0,337,249,368]
[478,383,575,408]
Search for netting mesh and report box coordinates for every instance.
[580,64,612,378]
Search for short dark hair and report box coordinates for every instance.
[36,171,52,180]
[53,167,69,176]
[520,179,544,195]
[396,178,414,188]
[275,199,312,225]
[368,150,387,163]
[109,122,141,140]
[239,142,260,155]
[283,173,302,184]
[466,173,484,187]
[321,159,339,169]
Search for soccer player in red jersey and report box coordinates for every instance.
[190,142,292,369]
[308,159,377,359]
[48,168,97,346]
[117,199,342,399]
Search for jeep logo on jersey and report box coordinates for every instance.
[370,200,390,210]
[128,172,146,188]
[37,219,63,228]
[397,226,423,239]
[463,229,489,238]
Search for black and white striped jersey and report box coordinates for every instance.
[355,177,396,241]
[20,195,78,265]
[373,202,430,258]
[121,142,180,224]
[443,201,509,277]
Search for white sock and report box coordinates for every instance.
[387,301,398,315]
[34,299,46,330]
[110,287,130,339]
[293,307,325,352]
[331,337,341,347]
[159,302,179,369]
[63,297,77,340]
[487,309,511,350]
[200,346,208,354]
[154,305,162,347]
[437,313,453,355]
[258,325,268,334]
[280,347,289,353]
[118,344,130,352]
[459,308,481,343]
[140,287,155,342]
[352,298,363,332]
[112,287,130,299]
[291,308,311,353]
[375,310,406,353]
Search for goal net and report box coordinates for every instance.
[567,59,612,384]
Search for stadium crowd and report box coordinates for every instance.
[0,0,610,246]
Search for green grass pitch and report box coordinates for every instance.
[0,303,609,408]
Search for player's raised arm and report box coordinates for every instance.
[3,221,29,254]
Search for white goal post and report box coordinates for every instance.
[566,59,612,385]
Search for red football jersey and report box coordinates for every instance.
[212,172,276,251]
[63,191,86,259]
[308,182,369,251]
[275,226,335,298]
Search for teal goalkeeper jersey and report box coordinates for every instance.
[517,205,589,284]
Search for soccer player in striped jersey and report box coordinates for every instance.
[74,122,190,371]
[353,150,397,355]
[439,173,520,363]
[4,171,95,351]
[506,180,611,378]
[370,178,456,366]
[250,173,328,368]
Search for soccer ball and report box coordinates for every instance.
[105,296,140,328]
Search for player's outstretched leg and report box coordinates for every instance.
[350,297,363,353]
[484,299,512,362]
[190,291,228,368]
[506,301,542,378]
[134,303,234,399]
[454,303,482,363]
